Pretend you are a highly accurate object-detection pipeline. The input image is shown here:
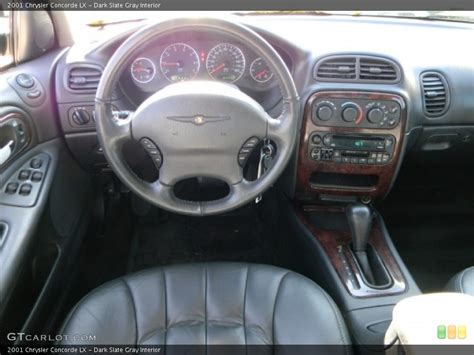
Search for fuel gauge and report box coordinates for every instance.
[250,58,273,83]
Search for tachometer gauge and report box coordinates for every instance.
[160,43,200,82]
[130,58,156,84]
[206,43,245,83]
[250,58,274,83]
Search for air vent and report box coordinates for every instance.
[359,57,398,82]
[314,56,357,80]
[314,55,401,83]
[67,64,102,91]
[421,72,450,117]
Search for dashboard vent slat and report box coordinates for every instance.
[421,72,450,117]
[359,58,398,81]
[314,57,357,80]
[314,55,401,83]
[67,65,103,92]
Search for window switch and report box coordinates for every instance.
[19,183,32,196]
[31,171,43,182]
[5,182,19,194]
[19,170,31,180]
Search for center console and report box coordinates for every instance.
[291,91,420,351]
[297,91,406,203]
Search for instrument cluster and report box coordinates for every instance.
[124,34,284,96]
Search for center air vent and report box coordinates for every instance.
[420,72,450,117]
[314,56,357,80]
[314,55,401,83]
[67,64,102,92]
[359,57,398,81]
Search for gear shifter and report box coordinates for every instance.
[346,203,376,284]
[346,203,372,252]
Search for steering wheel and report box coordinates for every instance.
[95,17,299,216]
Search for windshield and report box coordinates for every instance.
[65,11,474,43]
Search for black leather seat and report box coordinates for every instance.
[60,263,350,346]
[445,266,474,296]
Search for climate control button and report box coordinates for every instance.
[316,105,334,121]
[341,104,361,123]
[367,108,385,124]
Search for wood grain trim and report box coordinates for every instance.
[297,205,406,298]
[296,91,406,202]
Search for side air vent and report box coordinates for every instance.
[359,57,399,82]
[314,55,401,83]
[66,64,102,92]
[314,56,357,80]
[420,71,450,117]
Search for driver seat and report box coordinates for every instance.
[59,263,350,346]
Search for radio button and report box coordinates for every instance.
[359,158,368,164]
[310,148,321,160]
[323,135,331,146]
[351,158,359,164]
[368,159,375,164]
[311,134,322,144]
[342,157,350,163]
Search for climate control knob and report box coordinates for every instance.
[341,105,361,123]
[367,108,384,124]
[316,105,334,121]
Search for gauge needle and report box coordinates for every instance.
[256,69,268,78]
[210,63,226,74]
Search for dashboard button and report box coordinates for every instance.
[367,108,384,124]
[71,108,90,126]
[342,106,359,122]
[16,74,35,89]
[311,134,322,144]
[243,137,259,148]
[310,148,321,160]
[27,90,42,99]
[316,105,334,121]
[323,135,331,146]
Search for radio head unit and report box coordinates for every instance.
[308,132,396,165]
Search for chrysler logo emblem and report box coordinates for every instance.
[194,115,205,125]
[167,114,230,126]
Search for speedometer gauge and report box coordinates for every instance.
[131,58,156,84]
[160,43,200,82]
[206,43,245,83]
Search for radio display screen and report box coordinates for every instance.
[331,135,385,150]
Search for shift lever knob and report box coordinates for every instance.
[346,203,372,252]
